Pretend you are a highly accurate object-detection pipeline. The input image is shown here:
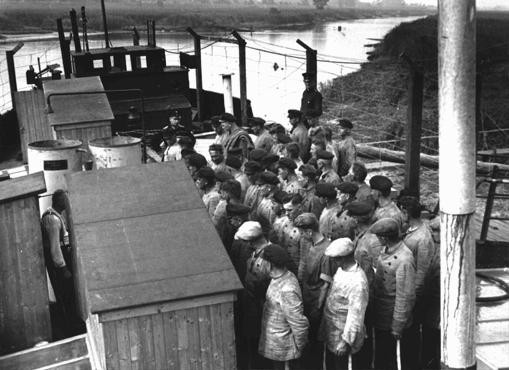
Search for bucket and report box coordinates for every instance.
[88,136,142,169]
[27,139,84,215]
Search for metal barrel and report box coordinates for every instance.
[88,136,142,169]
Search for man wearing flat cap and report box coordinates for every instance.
[317,150,342,187]
[166,108,196,147]
[294,212,331,369]
[211,115,229,148]
[208,144,232,174]
[195,167,221,219]
[370,218,416,370]
[255,171,281,234]
[250,117,274,153]
[185,153,208,179]
[278,157,301,194]
[299,164,325,219]
[369,175,404,230]
[212,179,242,230]
[347,161,371,202]
[220,112,253,160]
[318,238,369,370]
[232,221,272,370]
[316,183,342,240]
[300,72,323,131]
[249,148,268,164]
[243,161,264,218]
[288,109,310,160]
[334,118,357,177]
[219,202,250,255]
[259,244,309,369]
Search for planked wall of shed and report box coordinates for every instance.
[14,90,53,162]
[52,121,112,150]
[89,300,236,370]
[0,196,51,355]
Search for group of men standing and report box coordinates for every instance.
[155,72,440,369]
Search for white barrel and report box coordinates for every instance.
[27,139,83,215]
[88,136,142,169]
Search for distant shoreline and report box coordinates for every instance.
[0,5,433,41]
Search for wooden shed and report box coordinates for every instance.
[0,172,51,355]
[43,76,114,149]
[65,161,242,369]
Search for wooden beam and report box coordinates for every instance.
[0,172,46,204]
[5,42,24,109]
[232,31,247,126]
[187,28,203,122]
[438,0,477,368]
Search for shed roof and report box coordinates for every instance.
[66,161,242,314]
[43,76,114,127]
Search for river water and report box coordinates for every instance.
[0,16,421,120]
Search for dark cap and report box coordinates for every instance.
[209,144,224,153]
[249,149,268,163]
[370,218,400,237]
[278,157,297,171]
[181,148,196,158]
[269,124,286,135]
[227,203,251,216]
[273,190,289,205]
[215,170,234,182]
[288,109,302,118]
[225,156,242,170]
[316,183,337,199]
[369,175,393,192]
[278,135,292,144]
[167,108,181,117]
[337,182,359,195]
[249,117,266,127]
[259,171,280,185]
[261,153,280,166]
[227,147,243,156]
[294,212,319,229]
[302,72,315,81]
[338,118,353,129]
[345,200,375,216]
[210,115,221,126]
[316,150,334,160]
[244,161,262,174]
[195,166,216,181]
[262,244,291,268]
[219,112,236,122]
[187,153,208,169]
[300,164,318,179]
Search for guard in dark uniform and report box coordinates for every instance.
[300,72,323,128]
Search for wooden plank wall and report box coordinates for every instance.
[94,301,236,370]
[0,196,51,355]
[53,121,112,150]
[14,90,53,162]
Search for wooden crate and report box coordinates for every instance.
[43,77,114,149]
[0,172,51,355]
[66,161,242,369]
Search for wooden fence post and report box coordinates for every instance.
[296,39,318,87]
[438,0,477,369]
[5,42,24,111]
[187,27,203,122]
[232,31,247,126]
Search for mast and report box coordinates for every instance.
[438,0,477,369]
[100,0,110,48]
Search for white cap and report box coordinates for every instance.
[325,238,354,257]
[234,221,263,241]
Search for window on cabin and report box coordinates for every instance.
[93,59,103,69]
[140,55,147,69]
[125,55,132,71]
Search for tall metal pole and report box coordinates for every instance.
[57,18,71,79]
[438,0,477,369]
[187,27,203,122]
[100,0,110,48]
[69,9,81,53]
[232,31,247,126]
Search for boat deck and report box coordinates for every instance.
[476,268,509,370]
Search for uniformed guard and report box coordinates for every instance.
[288,109,310,159]
[370,218,416,370]
[316,183,342,240]
[369,175,404,229]
[300,72,323,130]
[166,108,196,147]
[277,157,301,194]
[318,238,370,370]
[299,164,325,219]
[334,118,357,177]
[294,212,331,370]
[258,244,309,370]
[317,150,342,186]
[250,117,274,153]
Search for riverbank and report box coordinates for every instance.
[0,4,432,36]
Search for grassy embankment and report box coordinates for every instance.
[0,3,432,34]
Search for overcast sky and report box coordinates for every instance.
[403,0,508,9]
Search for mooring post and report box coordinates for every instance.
[232,31,248,126]
[5,42,23,111]
[296,39,318,87]
[401,54,423,199]
[57,18,72,79]
[187,27,203,122]
[438,0,477,369]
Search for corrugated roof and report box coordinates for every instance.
[66,161,242,314]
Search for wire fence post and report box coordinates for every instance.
[187,27,203,122]
[6,42,24,111]
[296,39,317,87]
[232,31,247,126]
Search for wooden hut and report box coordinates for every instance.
[0,172,51,355]
[65,161,242,369]
[43,76,114,149]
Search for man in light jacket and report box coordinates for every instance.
[259,244,309,369]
